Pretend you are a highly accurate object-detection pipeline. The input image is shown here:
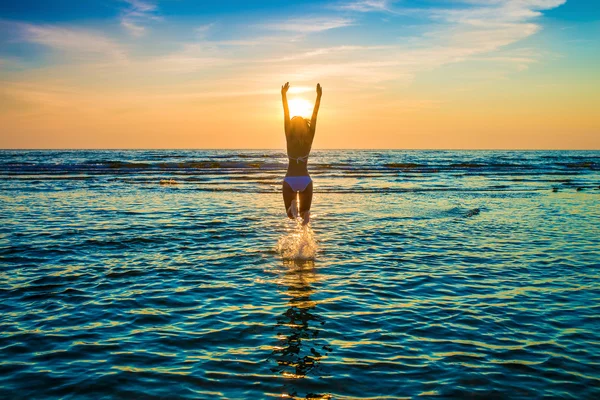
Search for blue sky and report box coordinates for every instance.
[1,1,597,72]
[2,0,596,64]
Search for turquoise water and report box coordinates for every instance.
[1,150,599,399]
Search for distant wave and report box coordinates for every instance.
[1,151,598,195]
[1,159,598,174]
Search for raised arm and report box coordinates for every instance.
[281,82,290,136]
[310,83,322,138]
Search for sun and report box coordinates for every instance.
[288,98,313,118]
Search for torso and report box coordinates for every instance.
[286,136,312,177]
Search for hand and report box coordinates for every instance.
[281,82,290,95]
[316,83,322,97]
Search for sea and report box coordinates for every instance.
[1,150,599,399]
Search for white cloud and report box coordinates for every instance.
[304,61,409,83]
[121,20,146,37]
[34,0,561,85]
[124,0,157,13]
[141,43,239,73]
[18,23,127,62]
[434,0,567,24]
[264,45,394,62]
[336,0,393,12]
[120,0,160,37]
[148,55,231,73]
[254,0,566,86]
[195,23,215,38]
[260,17,354,33]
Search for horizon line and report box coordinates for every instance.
[1,148,599,152]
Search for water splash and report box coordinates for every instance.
[277,221,318,260]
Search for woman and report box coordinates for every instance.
[281,82,322,225]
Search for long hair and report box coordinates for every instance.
[289,116,311,148]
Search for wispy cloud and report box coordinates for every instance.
[120,0,161,37]
[195,23,215,38]
[256,0,566,85]
[142,43,239,73]
[17,23,127,62]
[419,0,567,68]
[336,0,393,13]
[121,20,146,37]
[281,60,408,84]
[260,17,354,33]
[264,45,393,62]
[433,0,566,24]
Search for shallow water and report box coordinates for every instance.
[1,150,599,399]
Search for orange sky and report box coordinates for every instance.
[1,0,598,149]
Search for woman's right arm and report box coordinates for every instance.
[281,82,290,136]
[310,83,322,138]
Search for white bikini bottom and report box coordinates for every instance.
[283,176,312,192]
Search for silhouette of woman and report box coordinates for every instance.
[281,82,322,225]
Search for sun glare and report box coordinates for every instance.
[288,98,313,118]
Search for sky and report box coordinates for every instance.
[0,0,598,149]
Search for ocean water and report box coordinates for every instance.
[1,149,599,399]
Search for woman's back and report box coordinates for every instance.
[286,116,314,161]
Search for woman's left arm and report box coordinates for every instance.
[281,82,291,136]
[310,83,322,138]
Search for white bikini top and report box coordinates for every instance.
[289,155,309,164]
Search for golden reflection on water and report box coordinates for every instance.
[270,260,333,398]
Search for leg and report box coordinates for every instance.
[282,181,296,219]
[298,181,313,224]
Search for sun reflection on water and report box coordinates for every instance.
[270,261,332,399]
